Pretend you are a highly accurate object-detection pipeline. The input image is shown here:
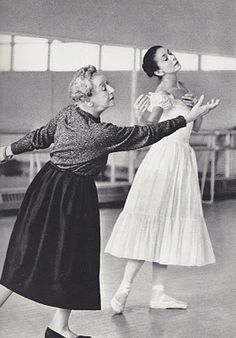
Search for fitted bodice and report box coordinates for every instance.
[160,97,193,143]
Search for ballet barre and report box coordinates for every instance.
[190,129,236,203]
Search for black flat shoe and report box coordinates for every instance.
[45,327,92,338]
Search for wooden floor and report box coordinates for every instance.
[0,200,235,338]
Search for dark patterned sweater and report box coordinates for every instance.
[11,105,186,176]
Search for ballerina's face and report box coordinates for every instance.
[154,47,181,75]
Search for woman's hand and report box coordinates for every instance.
[0,146,8,163]
[134,94,150,122]
[185,95,220,124]
[0,146,13,163]
[181,93,197,108]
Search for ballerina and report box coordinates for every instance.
[105,46,220,313]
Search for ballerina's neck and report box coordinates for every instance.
[158,74,180,92]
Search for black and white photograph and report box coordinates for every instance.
[0,1,235,337]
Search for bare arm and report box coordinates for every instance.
[134,94,164,125]
[185,96,220,124]
[138,106,163,125]
[193,116,203,132]
[182,92,203,132]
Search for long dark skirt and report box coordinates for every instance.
[0,161,101,310]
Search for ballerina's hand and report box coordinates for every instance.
[134,94,150,121]
[185,95,220,124]
[181,93,197,108]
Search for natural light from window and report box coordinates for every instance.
[0,34,11,71]
[101,45,134,71]
[201,55,236,70]
[172,52,199,71]
[50,41,99,71]
[13,36,49,71]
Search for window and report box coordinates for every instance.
[201,55,236,71]
[50,41,99,71]
[101,45,134,71]
[3,32,236,73]
[173,52,199,71]
[0,34,11,71]
[135,49,141,71]
[13,36,49,71]
[0,34,11,43]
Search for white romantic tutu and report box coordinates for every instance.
[105,96,215,266]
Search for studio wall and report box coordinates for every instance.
[0,0,235,143]
[0,0,235,55]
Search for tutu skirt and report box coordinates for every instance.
[1,161,101,310]
[105,139,215,266]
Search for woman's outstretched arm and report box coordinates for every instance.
[0,111,62,162]
[94,95,220,154]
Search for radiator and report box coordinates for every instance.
[0,182,130,210]
[0,188,26,210]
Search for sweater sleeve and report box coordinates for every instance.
[96,115,186,153]
[10,113,60,155]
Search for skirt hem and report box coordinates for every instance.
[0,279,101,310]
[104,252,216,267]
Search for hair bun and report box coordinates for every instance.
[142,63,154,77]
[142,45,162,78]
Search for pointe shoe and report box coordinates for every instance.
[110,287,131,314]
[45,327,92,338]
[150,294,187,309]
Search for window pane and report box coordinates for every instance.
[50,41,99,71]
[14,36,48,44]
[101,46,134,70]
[173,52,199,70]
[13,43,48,71]
[0,34,11,43]
[0,44,11,71]
[201,55,236,70]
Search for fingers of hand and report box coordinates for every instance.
[196,94,204,106]
[193,97,198,105]
[183,101,194,108]
[182,97,194,103]
[136,94,149,104]
[206,98,220,110]
[135,95,150,111]
[214,98,220,106]
[136,94,150,104]
[182,98,194,106]
[182,93,194,99]
[135,94,145,106]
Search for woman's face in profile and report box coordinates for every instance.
[90,74,115,113]
[154,47,181,75]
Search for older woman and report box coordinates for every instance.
[0,65,219,338]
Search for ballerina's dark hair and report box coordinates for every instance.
[142,45,163,78]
